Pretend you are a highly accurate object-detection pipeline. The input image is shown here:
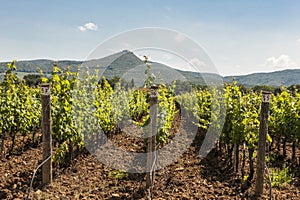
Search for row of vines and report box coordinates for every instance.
[0,62,176,165]
[178,81,300,184]
[0,61,299,183]
[0,61,41,159]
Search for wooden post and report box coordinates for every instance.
[41,83,52,184]
[146,85,158,192]
[255,90,271,195]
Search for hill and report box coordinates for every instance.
[224,69,300,87]
[1,51,300,87]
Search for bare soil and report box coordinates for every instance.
[1,124,299,199]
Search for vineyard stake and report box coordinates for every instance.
[41,83,52,184]
[255,90,271,195]
[146,85,158,197]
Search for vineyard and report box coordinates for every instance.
[0,61,300,199]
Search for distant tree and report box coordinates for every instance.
[107,76,121,89]
[191,83,208,91]
[174,80,193,94]
[287,84,300,95]
[23,74,42,86]
[238,84,251,94]
[274,87,282,95]
[252,85,277,94]
[131,78,135,88]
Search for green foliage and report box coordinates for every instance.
[94,76,116,134]
[222,82,244,144]
[128,89,149,126]
[72,68,99,145]
[0,61,41,137]
[52,141,69,163]
[0,61,41,156]
[252,85,277,94]
[269,87,299,144]
[50,65,81,163]
[1,59,300,172]
[23,74,42,86]
[109,170,128,180]
[107,76,120,89]
[157,84,176,145]
[175,88,211,130]
[241,91,261,149]
[94,76,130,134]
[193,89,212,130]
[270,164,293,187]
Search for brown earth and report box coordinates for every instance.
[1,123,299,199]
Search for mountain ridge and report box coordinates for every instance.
[1,51,299,87]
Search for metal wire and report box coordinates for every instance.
[26,152,53,200]
[265,164,273,200]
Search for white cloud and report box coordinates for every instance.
[78,22,98,32]
[78,26,86,31]
[297,38,300,43]
[264,54,297,68]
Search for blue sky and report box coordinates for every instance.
[1,0,300,75]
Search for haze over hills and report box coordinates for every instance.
[0,50,299,87]
[223,70,300,87]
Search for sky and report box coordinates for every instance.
[1,0,300,76]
